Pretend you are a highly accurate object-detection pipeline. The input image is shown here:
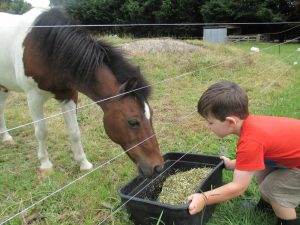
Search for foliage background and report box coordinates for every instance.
[1,0,299,37]
[0,0,31,14]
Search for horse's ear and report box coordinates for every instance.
[119,77,139,95]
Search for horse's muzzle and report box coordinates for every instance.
[138,164,164,178]
[154,164,164,174]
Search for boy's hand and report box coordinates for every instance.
[187,193,207,215]
[220,156,236,170]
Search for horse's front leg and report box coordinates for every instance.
[60,100,93,170]
[27,91,53,173]
[0,90,15,145]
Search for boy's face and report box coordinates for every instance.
[206,116,231,138]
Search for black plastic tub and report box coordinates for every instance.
[118,152,224,225]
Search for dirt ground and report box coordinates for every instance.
[120,38,202,55]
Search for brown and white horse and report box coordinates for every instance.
[0,8,163,177]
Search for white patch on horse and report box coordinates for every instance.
[60,100,93,170]
[144,102,151,120]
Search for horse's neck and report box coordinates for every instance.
[77,65,121,108]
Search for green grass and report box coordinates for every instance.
[0,40,299,225]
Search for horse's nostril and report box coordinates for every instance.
[154,165,164,174]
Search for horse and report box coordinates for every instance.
[0,8,164,177]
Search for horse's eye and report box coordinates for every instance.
[128,119,140,128]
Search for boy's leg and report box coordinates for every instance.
[259,168,300,220]
[271,200,297,219]
[254,167,276,211]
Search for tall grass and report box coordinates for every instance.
[0,39,299,225]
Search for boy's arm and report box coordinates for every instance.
[220,156,236,170]
[188,169,255,215]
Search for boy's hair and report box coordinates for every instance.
[198,80,249,121]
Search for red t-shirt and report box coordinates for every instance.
[236,115,300,171]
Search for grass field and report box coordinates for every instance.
[0,38,299,225]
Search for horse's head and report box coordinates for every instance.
[101,78,164,177]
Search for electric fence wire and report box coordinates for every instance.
[1,49,297,170]
[0,47,297,162]
[1,36,299,136]
[0,107,199,225]
[229,24,300,43]
[97,135,209,225]
[1,21,300,29]
[1,36,299,225]
[96,46,300,225]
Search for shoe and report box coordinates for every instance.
[276,217,300,225]
[254,198,273,214]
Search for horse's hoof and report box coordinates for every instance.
[3,140,16,146]
[80,161,93,171]
[38,168,54,177]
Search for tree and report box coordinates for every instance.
[50,0,125,24]
[200,0,233,23]
[0,0,10,12]
[49,0,66,6]
[201,0,296,23]
[41,0,300,38]
[153,0,204,36]
[0,0,31,14]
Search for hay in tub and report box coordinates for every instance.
[157,167,212,205]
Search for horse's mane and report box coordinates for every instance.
[29,8,150,99]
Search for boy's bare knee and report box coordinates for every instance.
[270,200,297,220]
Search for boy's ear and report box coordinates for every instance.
[225,116,238,126]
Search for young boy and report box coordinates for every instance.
[188,80,300,225]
